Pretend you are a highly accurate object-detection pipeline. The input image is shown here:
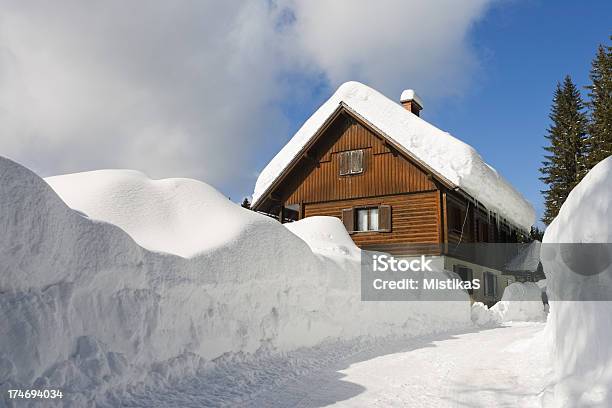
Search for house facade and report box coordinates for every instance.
[252,82,535,304]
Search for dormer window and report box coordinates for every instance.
[339,149,364,175]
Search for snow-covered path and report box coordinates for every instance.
[244,322,549,408]
[120,323,549,407]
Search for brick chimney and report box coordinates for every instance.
[400,89,423,116]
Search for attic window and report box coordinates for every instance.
[339,149,364,175]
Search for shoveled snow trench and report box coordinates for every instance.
[123,322,549,407]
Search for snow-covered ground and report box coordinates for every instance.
[471,282,547,327]
[3,152,611,407]
[490,282,547,323]
[0,156,470,406]
[241,323,550,408]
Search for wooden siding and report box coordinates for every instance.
[446,195,473,244]
[255,106,525,257]
[304,192,441,255]
[442,191,519,254]
[285,114,436,205]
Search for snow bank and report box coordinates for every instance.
[471,283,546,326]
[0,156,471,405]
[489,282,546,322]
[536,278,547,290]
[253,81,535,230]
[45,170,266,257]
[542,156,612,407]
[284,216,360,258]
[471,302,500,326]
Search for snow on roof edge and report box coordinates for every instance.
[253,81,535,230]
[340,102,456,189]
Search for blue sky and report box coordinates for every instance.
[444,0,611,226]
[255,1,610,226]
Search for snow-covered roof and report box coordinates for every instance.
[505,241,542,272]
[253,81,535,230]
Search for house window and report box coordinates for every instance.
[477,220,489,242]
[450,206,464,232]
[341,205,391,233]
[453,265,473,294]
[484,272,497,297]
[356,207,379,231]
[339,149,364,175]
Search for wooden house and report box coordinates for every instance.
[252,82,535,303]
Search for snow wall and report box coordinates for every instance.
[471,282,546,326]
[0,156,470,404]
[490,282,546,322]
[542,156,612,407]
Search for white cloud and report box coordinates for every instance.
[284,0,491,99]
[0,0,492,196]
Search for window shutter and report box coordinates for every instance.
[351,149,363,173]
[342,208,355,233]
[378,205,391,232]
[361,149,368,172]
[339,152,347,175]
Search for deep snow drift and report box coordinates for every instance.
[542,156,612,407]
[471,302,499,326]
[253,81,535,230]
[0,156,471,405]
[490,282,546,322]
[284,216,361,259]
[45,170,265,257]
[471,282,547,326]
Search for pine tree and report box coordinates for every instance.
[585,40,612,169]
[241,197,251,209]
[517,226,544,243]
[539,76,588,225]
[529,226,544,242]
